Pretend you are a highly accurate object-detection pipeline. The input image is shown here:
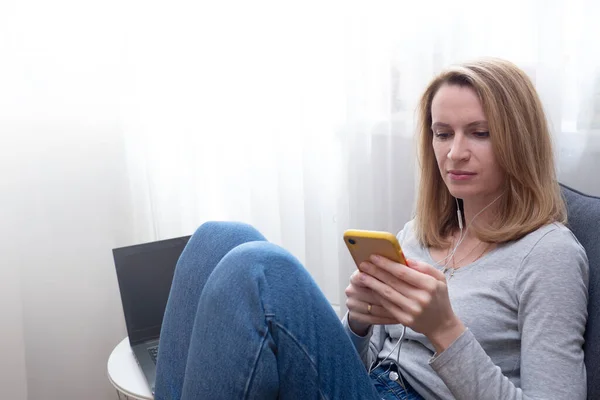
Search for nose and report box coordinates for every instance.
[447,132,470,161]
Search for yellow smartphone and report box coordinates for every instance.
[343,229,407,268]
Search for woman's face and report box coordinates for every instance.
[430,84,504,203]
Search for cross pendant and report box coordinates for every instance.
[442,267,455,280]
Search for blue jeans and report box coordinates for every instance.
[155,221,424,400]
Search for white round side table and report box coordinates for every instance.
[107,337,154,400]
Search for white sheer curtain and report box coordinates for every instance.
[2,1,600,399]
[123,0,600,313]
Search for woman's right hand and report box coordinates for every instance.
[345,266,399,336]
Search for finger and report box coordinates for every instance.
[358,268,436,311]
[349,269,370,288]
[379,297,417,327]
[358,271,421,315]
[345,283,384,306]
[346,297,392,319]
[348,310,399,326]
[360,261,422,299]
[370,255,439,290]
[359,261,397,285]
[407,259,445,281]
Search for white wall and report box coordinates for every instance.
[0,172,28,399]
[0,0,134,396]
[2,126,135,399]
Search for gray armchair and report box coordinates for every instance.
[561,184,600,399]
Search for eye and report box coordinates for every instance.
[473,131,490,138]
[434,132,452,140]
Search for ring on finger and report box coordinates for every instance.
[367,303,372,313]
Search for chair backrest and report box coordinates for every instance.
[561,183,600,399]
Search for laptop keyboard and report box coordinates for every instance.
[148,345,159,364]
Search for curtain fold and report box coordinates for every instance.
[123,0,600,313]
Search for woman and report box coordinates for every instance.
[154,58,588,400]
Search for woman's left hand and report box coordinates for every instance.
[358,255,466,353]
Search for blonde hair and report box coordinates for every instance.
[415,58,566,248]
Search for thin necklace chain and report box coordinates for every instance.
[442,234,490,279]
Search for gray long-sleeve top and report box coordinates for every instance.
[342,221,588,399]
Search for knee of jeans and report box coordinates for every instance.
[192,221,263,240]
[206,241,306,290]
[185,221,266,253]
[230,241,302,272]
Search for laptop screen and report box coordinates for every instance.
[113,235,191,345]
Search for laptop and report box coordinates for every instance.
[112,235,191,395]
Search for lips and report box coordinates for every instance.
[448,170,476,181]
[448,170,476,175]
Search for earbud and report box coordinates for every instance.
[455,197,463,231]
